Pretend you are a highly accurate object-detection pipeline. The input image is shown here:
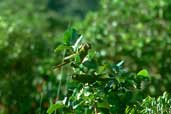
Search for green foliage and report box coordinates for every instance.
[1,0,171,113]
[47,101,65,114]
[0,1,59,114]
[48,29,150,114]
[126,92,171,114]
[137,69,150,78]
[0,0,99,113]
[48,0,99,18]
[76,0,171,96]
[63,28,81,46]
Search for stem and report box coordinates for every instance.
[94,103,98,114]
[55,50,66,114]
[39,92,43,114]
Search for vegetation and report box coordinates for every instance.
[0,0,171,114]
[125,92,171,114]
[0,0,57,113]
[47,28,150,114]
[76,0,171,96]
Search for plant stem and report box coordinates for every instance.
[55,50,66,114]
[39,92,43,114]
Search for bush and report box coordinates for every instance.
[47,28,150,114]
[0,1,59,113]
[125,92,171,114]
[0,0,99,113]
[76,0,171,96]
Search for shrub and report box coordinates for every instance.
[76,0,171,96]
[0,1,58,113]
[125,92,171,114]
[47,28,150,114]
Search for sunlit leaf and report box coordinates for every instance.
[116,60,124,67]
[137,69,149,78]
[47,101,65,114]
[72,35,83,51]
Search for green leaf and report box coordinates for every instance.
[83,60,97,69]
[125,106,135,114]
[137,69,149,78]
[116,60,124,67]
[75,54,81,63]
[63,28,80,46]
[87,50,96,59]
[72,35,83,51]
[55,45,71,52]
[47,102,65,114]
[73,101,84,109]
[97,101,110,109]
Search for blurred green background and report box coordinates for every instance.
[0,0,170,114]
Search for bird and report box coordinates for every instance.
[56,43,91,68]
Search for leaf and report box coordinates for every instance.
[55,45,71,52]
[97,101,110,109]
[125,106,135,114]
[112,60,124,73]
[74,54,81,63]
[137,69,149,78]
[64,28,80,46]
[47,101,65,114]
[87,50,96,59]
[116,60,124,67]
[73,101,84,109]
[83,60,97,69]
[72,35,83,51]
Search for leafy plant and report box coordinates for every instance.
[0,0,99,113]
[48,28,150,114]
[0,1,59,113]
[125,92,171,114]
[76,0,171,96]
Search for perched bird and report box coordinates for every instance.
[56,43,91,68]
